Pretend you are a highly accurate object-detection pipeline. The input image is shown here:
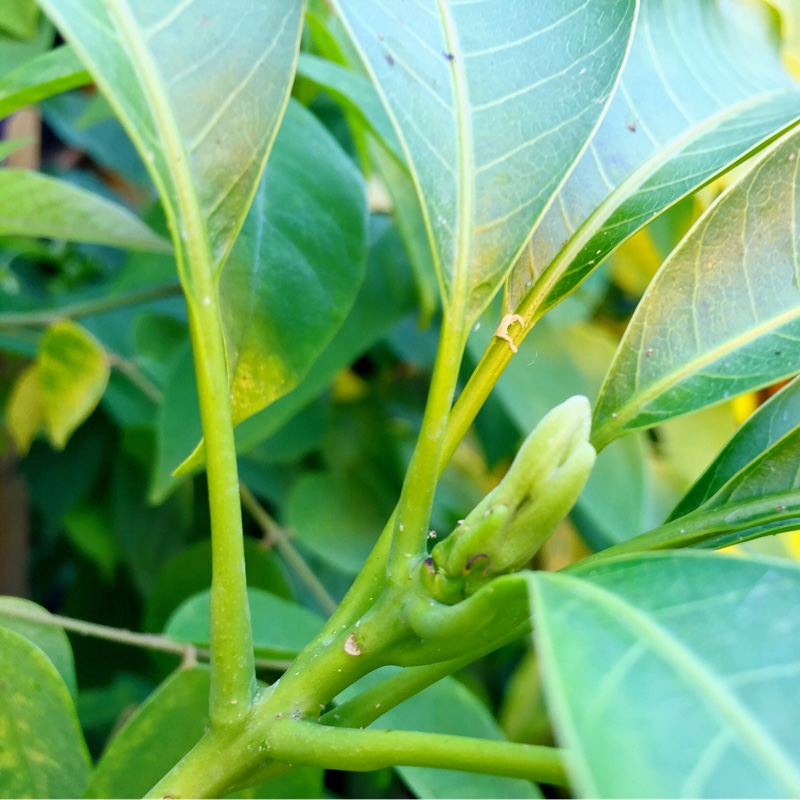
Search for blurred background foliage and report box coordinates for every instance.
[1,0,799,797]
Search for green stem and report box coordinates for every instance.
[322,619,530,730]
[240,485,338,617]
[187,297,255,724]
[390,309,468,584]
[0,282,181,328]
[271,720,569,786]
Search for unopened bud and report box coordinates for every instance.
[426,396,595,601]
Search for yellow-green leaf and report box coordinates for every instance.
[6,363,45,455]
[38,320,110,449]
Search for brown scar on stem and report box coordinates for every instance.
[494,314,525,353]
[344,633,361,656]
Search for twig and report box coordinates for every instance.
[240,484,338,617]
[0,603,291,672]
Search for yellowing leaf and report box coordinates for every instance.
[38,320,109,449]
[6,363,46,455]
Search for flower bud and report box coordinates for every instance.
[426,396,595,601]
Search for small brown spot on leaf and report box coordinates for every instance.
[344,633,361,656]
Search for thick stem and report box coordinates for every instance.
[270,720,569,786]
[187,297,255,725]
[390,310,468,584]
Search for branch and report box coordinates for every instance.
[271,720,570,787]
[0,604,290,671]
[240,484,338,617]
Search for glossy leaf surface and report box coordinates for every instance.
[0,169,171,251]
[0,596,77,698]
[335,0,636,320]
[594,126,800,446]
[40,0,303,275]
[532,552,800,798]
[0,627,90,799]
[85,667,210,799]
[221,99,367,427]
[513,0,800,320]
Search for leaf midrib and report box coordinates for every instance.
[103,0,211,293]
[526,88,800,324]
[541,568,800,797]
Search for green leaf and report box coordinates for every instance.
[0,627,90,799]
[222,99,367,427]
[152,216,417,501]
[63,501,121,581]
[233,215,418,454]
[165,588,324,660]
[40,0,304,275]
[296,51,403,164]
[513,0,800,321]
[144,538,292,634]
[38,319,110,449]
[0,0,39,40]
[85,667,210,799]
[287,471,388,575]
[334,0,636,321]
[0,45,89,120]
[0,16,53,76]
[593,126,800,447]
[0,169,171,251]
[232,768,324,799]
[531,552,800,798]
[0,596,77,699]
[340,669,539,799]
[671,376,800,520]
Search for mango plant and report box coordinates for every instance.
[2,0,800,797]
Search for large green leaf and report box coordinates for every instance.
[334,0,636,321]
[165,588,324,660]
[0,627,90,799]
[510,0,800,322]
[0,45,88,119]
[339,668,539,799]
[221,99,367,427]
[670,376,800,520]
[39,0,303,276]
[150,216,416,502]
[531,552,800,798]
[593,125,800,447]
[0,597,77,699]
[0,169,171,251]
[85,667,210,799]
